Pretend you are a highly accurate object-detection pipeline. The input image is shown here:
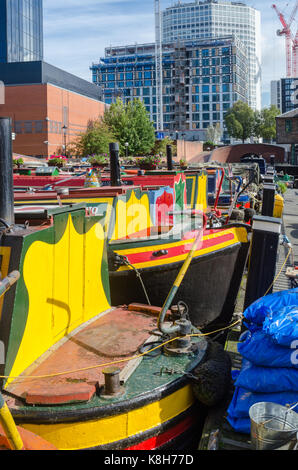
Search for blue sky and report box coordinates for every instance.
[43,0,297,106]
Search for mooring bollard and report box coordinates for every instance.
[166,145,173,171]
[244,215,282,310]
[262,182,276,217]
[109,142,121,187]
[0,117,14,226]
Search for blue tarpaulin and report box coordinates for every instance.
[227,289,298,434]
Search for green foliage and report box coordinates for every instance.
[150,137,177,156]
[103,98,155,156]
[254,105,280,141]
[224,101,255,143]
[87,154,109,166]
[206,123,222,143]
[72,120,116,158]
[203,140,215,151]
[136,155,162,169]
[13,158,24,167]
[277,181,287,195]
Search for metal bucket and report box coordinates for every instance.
[249,402,298,450]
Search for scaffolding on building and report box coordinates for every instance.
[155,0,164,132]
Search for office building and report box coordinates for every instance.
[0,0,43,63]
[271,78,298,114]
[162,0,261,110]
[91,36,248,141]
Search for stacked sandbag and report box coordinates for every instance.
[227,288,298,434]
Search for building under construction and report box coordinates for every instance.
[91,36,248,141]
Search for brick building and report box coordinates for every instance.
[0,61,107,158]
[276,109,298,145]
[276,109,298,165]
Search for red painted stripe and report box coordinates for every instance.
[125,415,195,450]
[124,232,235,265]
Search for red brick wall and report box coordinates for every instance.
[0,84,106,158]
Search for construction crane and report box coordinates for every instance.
[155,0,164,132]
[293,28,298,76]
[272,2,298,77]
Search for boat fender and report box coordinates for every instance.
[190,340,232,407]
[244,208,255,223]
[230,209,245,222]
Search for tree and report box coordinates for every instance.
[150,136,177,157]
[254,105,280,142]
[224,101,255,143]
[70,119,115,157]
[104,98,155,156]
[206,123,222,144]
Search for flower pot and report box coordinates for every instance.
[48,162,65,168]
[91,163,107,169]
[139,163,157,171]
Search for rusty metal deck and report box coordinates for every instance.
[7,308,156,405]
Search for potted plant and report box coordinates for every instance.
[87,154,109,168]
[13,158,24,171]
[47,155,67,168]
[136,155,161,171]
[122,157,136,167]
[179,159,188,170]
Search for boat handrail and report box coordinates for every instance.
[0,271,20,299]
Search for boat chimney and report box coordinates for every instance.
[244,215,282,310]
[166,145,173,171]
[109,142,121,187]
[0,117,14,226]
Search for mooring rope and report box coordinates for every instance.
[0,318,242,382]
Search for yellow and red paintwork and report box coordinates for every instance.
[113,226,248,272]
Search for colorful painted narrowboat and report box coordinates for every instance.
[13,170,251,332]
[1,203,211,450]
[0,121,244,451]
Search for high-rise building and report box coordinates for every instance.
[0,0,43,63]
[271,78,298,114]
[271,80,281,112]
[162,0,261,111]
[91,36,248,141]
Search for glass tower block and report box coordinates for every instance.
[0,0,43,63]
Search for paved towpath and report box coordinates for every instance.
[274,188,298,292]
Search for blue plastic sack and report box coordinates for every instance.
[263,305,298,347]
[243,288,298,332]
[227,387,298,419]
[235,360,298,393]
[238,330,298,369]
[226,415,251,435]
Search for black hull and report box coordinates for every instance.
[109,241,249,330]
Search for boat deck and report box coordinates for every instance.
[198,188,298,451]
[6,307,156,407]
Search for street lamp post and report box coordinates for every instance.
[125,142,129,159]
[62,125,68,156]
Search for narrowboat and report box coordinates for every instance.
[13,168,251,333]
[1,201,214,450]
[0,121,240,451]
